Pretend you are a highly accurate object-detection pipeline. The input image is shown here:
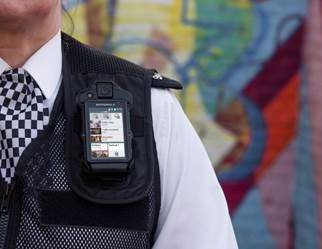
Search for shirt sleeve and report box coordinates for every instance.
[150,88,238,249]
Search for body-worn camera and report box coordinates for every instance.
[77,81,133,174]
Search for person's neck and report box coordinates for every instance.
[0,15,60,68]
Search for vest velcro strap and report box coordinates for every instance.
[40,190,149,231]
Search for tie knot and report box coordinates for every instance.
[0,68,45,115]
[1,68,35,86]
[0,68,35,94]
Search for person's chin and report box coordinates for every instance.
[0,0,59,23]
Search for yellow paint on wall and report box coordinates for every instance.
[113,0,196,62]
[88,0,110,34]
[184,83,201,117]
[183,83,236,167]
[63,0,197,68]
[62,3,89,44]
[165,0,196,59]
[62,0,111,47]
[227,0,251,8]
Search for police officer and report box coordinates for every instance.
[0,1,238,248]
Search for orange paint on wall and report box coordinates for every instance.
[255,73,300,179]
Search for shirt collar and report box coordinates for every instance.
[0,58,11,73]
[0,30,62,100]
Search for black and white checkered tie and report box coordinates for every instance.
[0,68,49,183]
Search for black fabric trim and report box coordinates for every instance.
[143,70,162,245]
[130,115,144,137]
[151,76,183,90]
[39,190,149,231]
[4,180,23,249]
[150,128,161,245]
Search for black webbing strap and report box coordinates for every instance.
[150,70,183,90]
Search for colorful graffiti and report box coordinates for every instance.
[63,0,320,248]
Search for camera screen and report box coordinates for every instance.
[88,103,126,160]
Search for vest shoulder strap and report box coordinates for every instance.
[150,70,183,90]
[62,32,183,90]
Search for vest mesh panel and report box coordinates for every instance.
[15,111,157,249]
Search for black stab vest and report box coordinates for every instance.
[0,33,182,249]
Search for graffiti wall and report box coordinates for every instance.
[63,0,321,248]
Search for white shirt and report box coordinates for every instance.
[0,31,238,249]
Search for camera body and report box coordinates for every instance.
[77,81,133,174]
